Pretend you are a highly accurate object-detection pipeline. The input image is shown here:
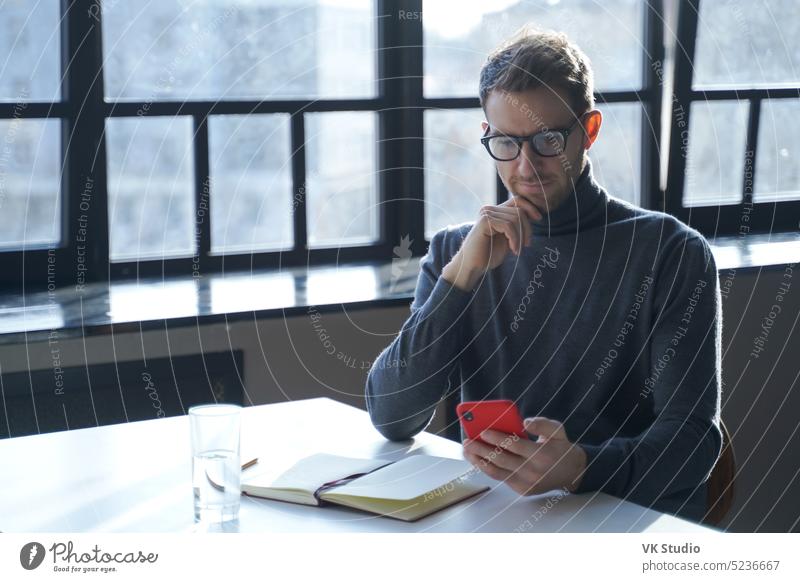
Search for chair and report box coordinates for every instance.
[703,419,736,526]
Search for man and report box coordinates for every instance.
[365,27,722,522]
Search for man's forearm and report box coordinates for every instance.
[366,276,472,440]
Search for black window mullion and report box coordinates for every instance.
[642,0,664,211]
[193,115,212,275]
[689,87,800,101]
[290,112,308,255]
[742,98,761,202]
[62,0,109,287]
[0,102,69,117]
[665,0,700,225]
[104,99,382,118]
[378,0,424,255]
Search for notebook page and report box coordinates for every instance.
[248,453,392,493]
[326,455,474,500]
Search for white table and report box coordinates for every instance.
[0,398,714,533]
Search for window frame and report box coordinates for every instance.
[0,0,668,290]
[665,0,800,236]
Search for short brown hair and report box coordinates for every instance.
[479,26,595,115]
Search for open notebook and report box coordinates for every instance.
[241,453,489,522]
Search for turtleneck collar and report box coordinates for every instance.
[527,157,607,236]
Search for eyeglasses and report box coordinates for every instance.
[480,116,585,161]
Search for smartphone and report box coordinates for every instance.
[456,399,528,443]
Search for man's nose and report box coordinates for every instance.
[514,141,541,176]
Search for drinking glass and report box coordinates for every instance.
[189,403,241,526]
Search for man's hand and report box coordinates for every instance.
[463,417,588,495]
[442,196,542,292]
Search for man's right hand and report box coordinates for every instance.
[442,196,542,291]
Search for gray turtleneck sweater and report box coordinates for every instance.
[365,159,722,523]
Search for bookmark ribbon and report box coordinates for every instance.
[312,472,374,505]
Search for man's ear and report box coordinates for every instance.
[481,120,489,133]
[582,110,602,150]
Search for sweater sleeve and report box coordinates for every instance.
[574,233,723,511]
[365,227,474,441]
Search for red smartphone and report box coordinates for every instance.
[456,399,528,443]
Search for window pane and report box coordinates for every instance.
[106,117,195,261]
[0,119,61,248]
[423,0,643,97]
[102,0,375,101]
[590,102,642,205]
[754,100,800,202]
[305,112,377,247]
[694,0,800,89]
[209,114,292,253]
[0,0,61,101]
[424,109,495,238]
[684,101,748,207]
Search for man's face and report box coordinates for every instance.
[482,87,589,216]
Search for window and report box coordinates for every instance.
[424,0,644,96]
[0,119,61,249]
[754,100,800,203]
[0,0,385,287]
[0,0,61,252]
[106,117,196,260]
[666,0,800,235]
[683,101,748,207]
[692,0,800,89]
[103,1,376,101]
[0,0,61,101]
[7,0,793,291]
[208,114,293,253]
[101,0,379,271]
[589,103,644,205]
[305,111,378,247]
[423,109,495,238]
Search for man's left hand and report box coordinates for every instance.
[463,417,588,495]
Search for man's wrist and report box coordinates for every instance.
[442,254,482,291]
[566,444,588,493]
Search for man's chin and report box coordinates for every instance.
[512,191,547,216]
[513,183,570,215]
